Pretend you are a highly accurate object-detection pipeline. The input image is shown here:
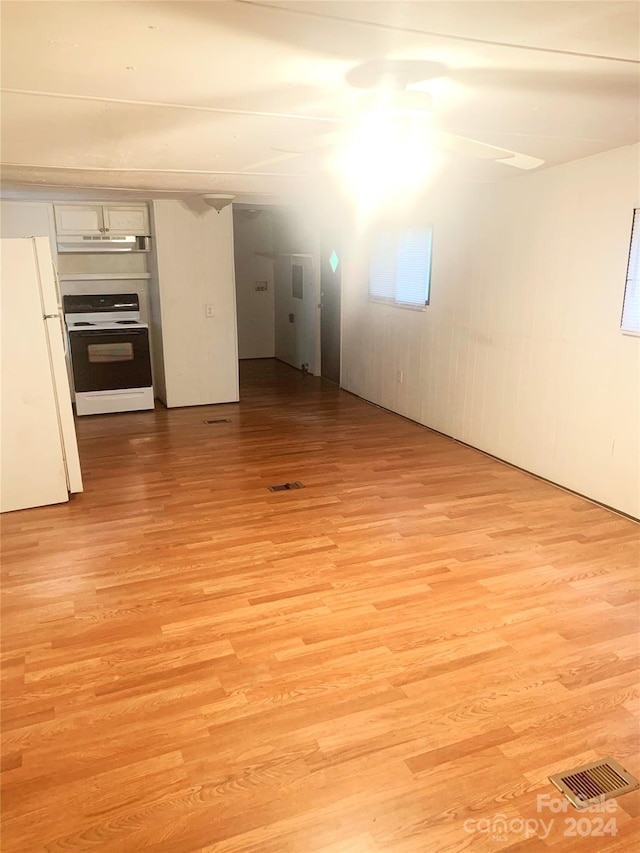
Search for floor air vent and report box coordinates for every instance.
[549,758,639,809]
[269,482,304,492]
[204,418,231,424]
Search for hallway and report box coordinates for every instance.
[2,359,639,852]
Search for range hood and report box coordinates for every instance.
[57,235,150,254]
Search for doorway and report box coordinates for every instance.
[320,230,341,384]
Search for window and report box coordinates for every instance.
[292,264,303,299]
[369,227,433,309]
[87,342,134,363]
[622,209,640,335]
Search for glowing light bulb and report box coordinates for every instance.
[332,107,437,220]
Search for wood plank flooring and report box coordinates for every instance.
[2,358,639,852]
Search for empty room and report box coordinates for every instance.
[1,2,639,851]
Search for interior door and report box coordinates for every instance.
[320,231,341,384]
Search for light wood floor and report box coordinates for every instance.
[2,359,639,852]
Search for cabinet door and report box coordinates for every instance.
[103,205,149,235]
[54,204,104,235]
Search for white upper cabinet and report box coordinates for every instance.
[54,203,149,236]
[54,204,104,235]
[104,205,149,235]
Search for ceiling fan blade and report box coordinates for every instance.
[346,59,448,90]
[492,151,546,170]
[243,151,301,171]
[438,131,544,170]
[447,67,639,97]
[243,129,348,172]
[244,124,543,174]
[346,59,638,98]
[272,130,348,155]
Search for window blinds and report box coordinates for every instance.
[369,228,432,308]
[621,208,640,335]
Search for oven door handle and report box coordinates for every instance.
[72,329,147,338]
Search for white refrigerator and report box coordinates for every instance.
[1,236,83,512]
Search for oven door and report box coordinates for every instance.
[68,328,152,392]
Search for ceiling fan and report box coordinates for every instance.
[245,58,545,173]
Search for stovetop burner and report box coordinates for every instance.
[73,321,95,327]
[116,320,139,325]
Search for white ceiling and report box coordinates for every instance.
[1,0,638,202]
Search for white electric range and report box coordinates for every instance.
[63,294,154,416]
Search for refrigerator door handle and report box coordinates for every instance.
[52,261,62,308]
[59,313,67,356]
[44,313,68,355]
[50,261,68,353]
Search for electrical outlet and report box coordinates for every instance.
[205,304,215,318]
[255,281,268,292]
[396,370,404,384]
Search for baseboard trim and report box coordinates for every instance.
[341,388,639,524]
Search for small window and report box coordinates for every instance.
[369,228,433,309]
[292,264,303,299]
[622,209,640,335]
[87,342,134,363]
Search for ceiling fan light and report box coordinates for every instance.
[332,110,437,219]
[201,193,235,212]
[357,89,433,116]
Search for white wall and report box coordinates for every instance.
[232,209,275,359]
[272,209,320,374]
[342,144,640,518]
[0,200,56,254]
[151,200,239,408]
